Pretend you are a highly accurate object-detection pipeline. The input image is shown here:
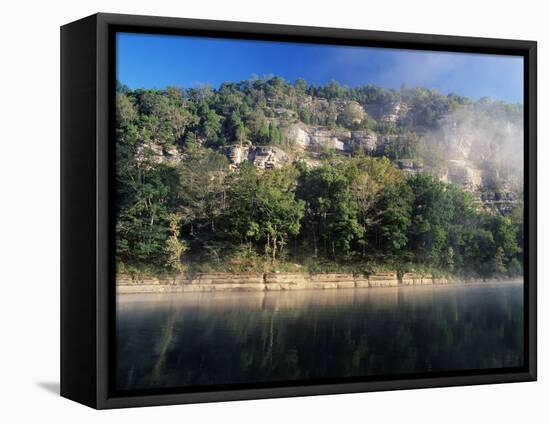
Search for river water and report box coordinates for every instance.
[115,281,524,391]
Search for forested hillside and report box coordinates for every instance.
[115,77,524,277]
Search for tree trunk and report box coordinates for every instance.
[312,227,318,258]
[272,235,277,264]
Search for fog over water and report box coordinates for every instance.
[116,281,524,391]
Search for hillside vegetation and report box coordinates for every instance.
[115,77,524,277]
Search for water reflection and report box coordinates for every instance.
[116,281,524,391]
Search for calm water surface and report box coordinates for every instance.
[116,281,523,391]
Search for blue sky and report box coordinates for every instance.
[116,32,524,103]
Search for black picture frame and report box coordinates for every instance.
[61,12,537,409]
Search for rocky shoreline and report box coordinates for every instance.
[116,271,516,294]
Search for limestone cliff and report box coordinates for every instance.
[222,144,290,169]
[131,83,522,213]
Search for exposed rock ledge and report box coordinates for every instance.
[115,271,495,294]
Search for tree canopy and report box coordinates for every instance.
[115,78,523,277]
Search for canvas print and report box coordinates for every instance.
[114,32,524,393]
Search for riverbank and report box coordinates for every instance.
[116,271,518,294]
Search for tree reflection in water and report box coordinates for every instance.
[116,282,523,391]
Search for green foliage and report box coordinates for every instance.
[268,122,282,144]
[176,144,229,241]
[297,163,364,257]
[165,213,187,271]
[115,160,180,269]
[338,102,364,129]
[114,79,524,277]
[198,102,223,146]
[382,133,420,160]
[225,164,305,263]
[246,108,268,143]
[373,181,414,253]
[407,174,455,265]
[294,78,308,95]
[298,107,311,124]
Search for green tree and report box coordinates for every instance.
[225,164,305,262]
[297,164,364,258]
[258,122,270,143]
[326,102,338,128]
[113,81,524,277]
[268,122,281,144]
[338,102,364,128]
[176,146,229,236]
[115,161,180,270]
[373,181,413,253]
[247,108,268,143]
[265,76,285,98]
[227,110,248,145]
[165,213,187,271]
[493,246,507,274]
[298,107,311,124]
[406,174,454,266]
[134,89,197,146]
[198,102,222,146]
[294,78,308,95]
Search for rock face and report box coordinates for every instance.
[296,95,329,115]
[287,124,379,153]
[223,144,290,170]
[248,146,290,169]
[287,124,311,148]
[309,128,348,151]
[364,101,408,124]
[132,93,520,214]
[350,131,378,152]
[181,273,265,292]
[368,271,399,287]
[396,160,424,177]
[264,273,310,291]
[401,273,448,286]
[478,191,518,214]
[442,160,484,191]
[117,271,503,294]
[382,102,407,124]
[135,143,182,165]
[224,144,249,166]
[117,271,429,293]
